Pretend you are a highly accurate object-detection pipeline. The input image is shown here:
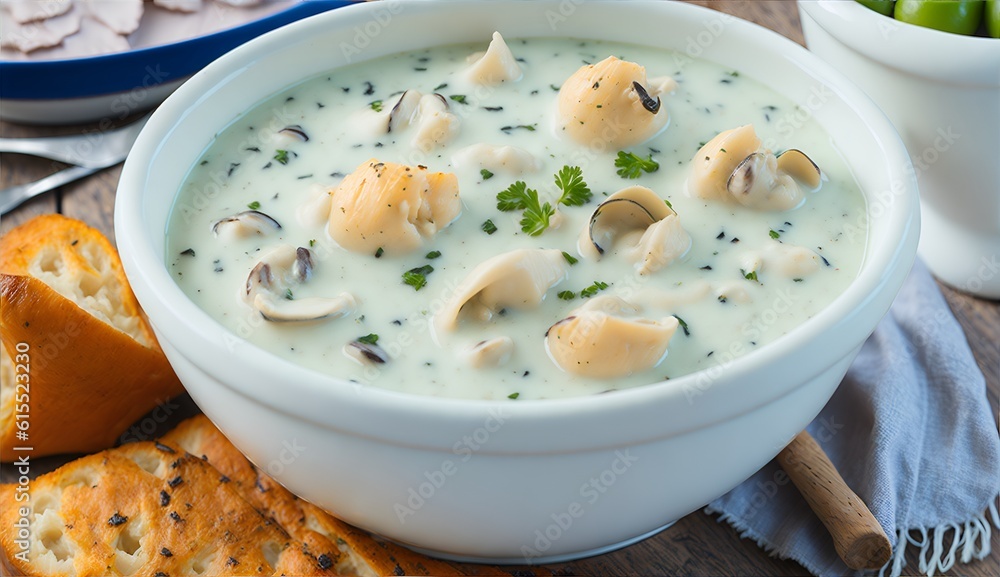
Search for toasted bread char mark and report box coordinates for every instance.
[0,441,339,576]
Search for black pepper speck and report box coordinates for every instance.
[107,513,128,526]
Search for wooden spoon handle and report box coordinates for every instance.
[776,430,892,570]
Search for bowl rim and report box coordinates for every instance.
[116,0,919,447]
[798,0,1000,86]
[0,0,354,100]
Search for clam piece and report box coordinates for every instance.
[0,3,80,52]
[278,125,309,142]
[344,340,389,366]
[411,93,460,152]
[557,56,671,148]
[243,245,356,323]
[464,337,514,369]
[153,0,201,12]
[327,159,461,255]
[578,186,690,275]
[82,0,143,35]
[689,124,823,211]
[776,149,822,189]
[740,242,822,279]
[451,143,540,176]
[465,31,523,85]
[435,249,569,333]
[211,210,282,240]
[387,89,422,133]
[545,297,679,378]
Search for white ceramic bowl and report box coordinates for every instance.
[116,0,919,563]
[799,0,1000,299]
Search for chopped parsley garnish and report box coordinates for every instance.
[501,124,537,133]
[554,165,592,206]
[425,250,442,259]
[433,82,448,91]
[675,315,690,336]
[664,199,673,209]
[614,151,659,179]
[496,181,554,237]
[309,239,316,247]
[274,149,289,165]
[580,280,609,298]
[284,288,293,300]
[402,265,434,291]
[374,247,384,258]
[769,229,781,239]
[508,392,520,400]
[557,290,576,301]
[481,219,498,235]
[247,201,261,210]
[357,333,379,345]
[561,251,578,265]
[742,269,759,282]
[449,94,468,104]
[369,100,383,112]
[480,169,495,180]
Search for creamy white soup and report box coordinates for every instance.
[166,35,867,400]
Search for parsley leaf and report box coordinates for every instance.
[614,151,659,179]
[402,265,434,291]
[769,229,781,239]
[557,290,576,301]
[741,268,759,282]
[496,181,555,236]
[508,392,520,400]
[425,250,442,259]
[369,100,383,112]
[274,149,290,165]
[357,333,379,345]
[561,251,578,265]
[247,201,261,210]
[480,168,494,180]
[580,281,609,298]
[554,165,592,206]
[449,94,468,104]
[481,219,498,235]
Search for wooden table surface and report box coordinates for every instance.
[2,2,997,575]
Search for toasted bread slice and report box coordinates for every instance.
[0,214,183,460]
[0,441,339,576]
[161,416,531,577]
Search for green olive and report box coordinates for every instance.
[987,0,1000,36]
[894,0,985,35]
[856,0,897,16]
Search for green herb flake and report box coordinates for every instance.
[274,149,289,165]
[284,288,294,300]
[557,290,576,301]
[554,165,592,207]
[357,333,379,345]
[247,201,261,210]
[580,281,609,298]
[308,239,316,247]
[480,168,494,180]
[449,94,468,104]
[769,229,781,239]
[374,247,384,258]
[402,265,434,291]
[741,268,759,282]
[481,219,498,235]
[562,251,579,265]
[425,250,442,259]
[664,199,673,209]
[369,100,383,112]
[508,392,520,400]
[614,151,659,179]
[496,181,554,237]
[675,315,690,336]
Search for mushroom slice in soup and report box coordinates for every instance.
[435,249,569,332]
[464,336,515,369]
[689,124,823,211]
[243,245,356,322]
[545,295,678,378]
[211,210,281,240]
[465,31,523,85]
[557,56,671,148]
[451,143,540,176]
[578,186,690,275]
[327,159,461,255]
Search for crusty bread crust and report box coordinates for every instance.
[0,441,339,576]
[0,215,183,460]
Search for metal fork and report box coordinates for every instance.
[0,114,150,215]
